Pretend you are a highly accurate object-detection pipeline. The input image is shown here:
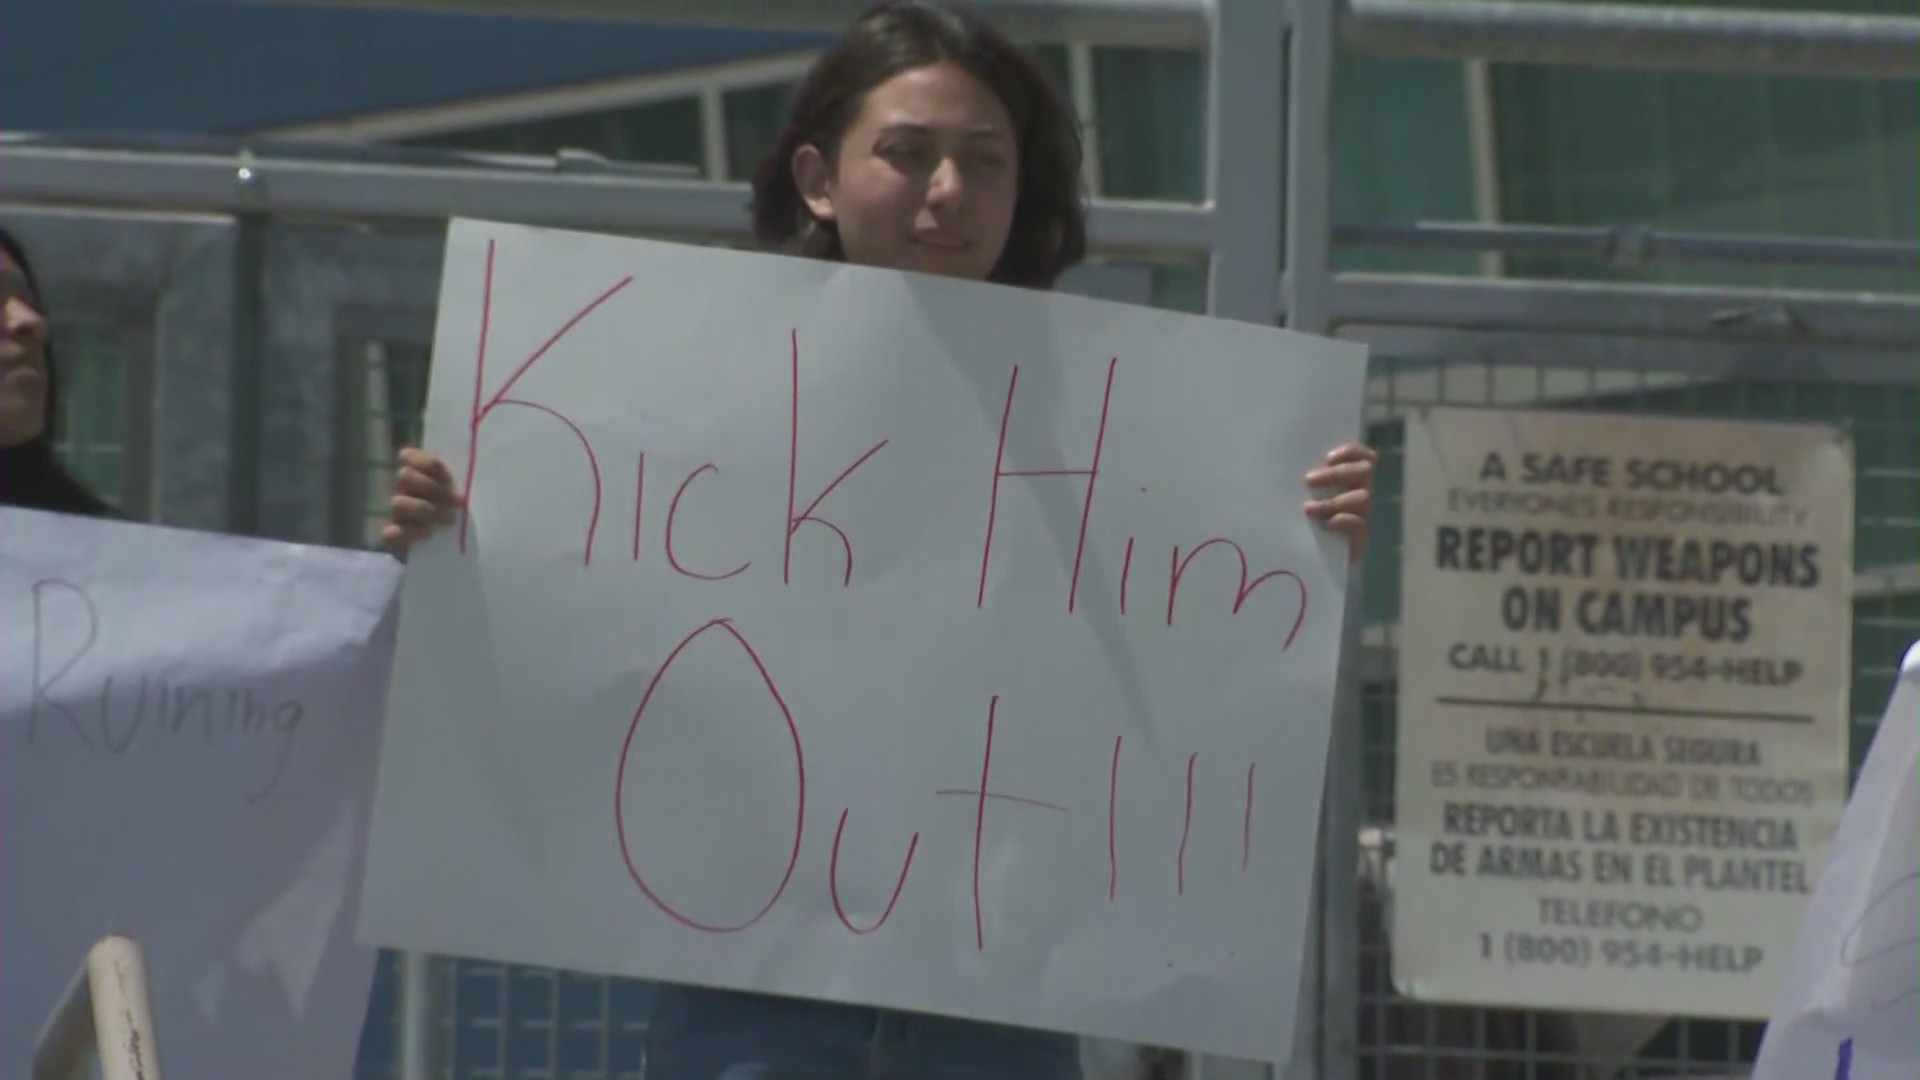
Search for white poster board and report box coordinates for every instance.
[1391,406,1854,1017]
[1753,641,1918,1080]
[0,508,400,1079]
[357,219,1368,1060]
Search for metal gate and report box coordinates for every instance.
[1325,269,1918,1080]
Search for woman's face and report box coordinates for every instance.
[794,60,1020,283]
[0,248,50,449]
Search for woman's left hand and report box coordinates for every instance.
[1304,441,1379,563]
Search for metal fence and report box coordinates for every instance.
[1343,312,1918,1080]
[1,1,1915,1078]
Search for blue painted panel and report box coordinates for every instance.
[1,0,827,132]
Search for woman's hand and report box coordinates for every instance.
[1304,441,1378,563]
[381,446,464,560]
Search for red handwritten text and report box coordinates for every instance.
[976,358,1117,610]
[828,808,919,935]
[1108,734,1123,900]
[459,288,1310,638]
[631,452,645,562]
[614,618,806,933]
[969,359,1307,636]
[666,464,750,581]
[1242,763,1256,871]
[1166,539,1308,644]
[1177,752,1198,895]
[785,329,890,587]
[460,239,633,565]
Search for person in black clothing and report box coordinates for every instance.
[0,224,117,518]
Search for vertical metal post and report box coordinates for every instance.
[1461,57,1506,278]
[1282,0,1336,335]
[1313,603,1367,1080]
[699,86,730,180]
[1281,6,1364,1080]
[1205,0,1287,325]
[228,213,268,536]
[1194,0,1288,1077]
[1067,41,1105,195]
[399,952,442,1080]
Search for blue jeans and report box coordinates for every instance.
[643,984,1084,1080]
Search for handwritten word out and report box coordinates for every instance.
[613,617,1269,949]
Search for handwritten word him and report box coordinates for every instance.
[27,579,305,803]
[613,617,1264,947]
[454,241,1308,638]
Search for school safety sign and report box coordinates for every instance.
[1389,406,1853,1017]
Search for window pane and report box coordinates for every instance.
[1490,0,1917,291]
[1151,262,1207,313]
[356,338,432,549]
[409,97,704,168]
[50,316,130,507]
[1091,46,1478,276]
[605,98,703,164]
[723,82,795,181]
[1092,47,1203,201]
[1331,53,1479,275]
[1028,43,1070,95]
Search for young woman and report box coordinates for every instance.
[381,3,1377,1076]
[0,225,118,519]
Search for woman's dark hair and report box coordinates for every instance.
[0,225,117,518]
[750,0,1088,289]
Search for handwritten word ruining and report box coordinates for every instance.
[27,579,305,802]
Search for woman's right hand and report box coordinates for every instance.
[381,446,464,560]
